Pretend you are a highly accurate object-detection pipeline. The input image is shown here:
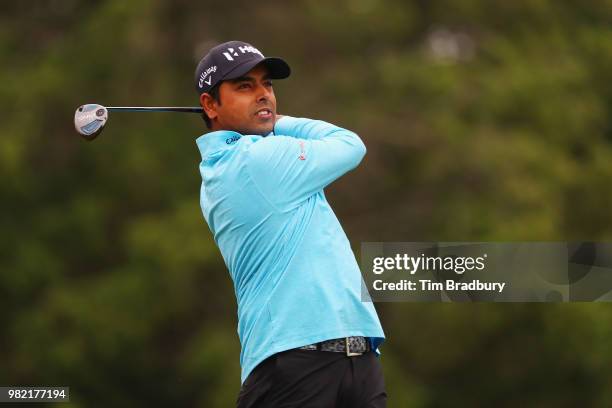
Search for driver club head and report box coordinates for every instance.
[74,104,108,141]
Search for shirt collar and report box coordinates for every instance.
[196,129,274,160]
[196,130,243,160]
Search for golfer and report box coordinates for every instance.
[194,41,386,407]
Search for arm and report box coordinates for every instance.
[273,115,347,140]
[248,116,366,210]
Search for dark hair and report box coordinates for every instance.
[202,82,222,129]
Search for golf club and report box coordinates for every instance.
[74,103,203,141]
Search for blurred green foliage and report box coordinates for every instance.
[1,0,612,406]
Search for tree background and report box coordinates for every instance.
[2,0,612,406]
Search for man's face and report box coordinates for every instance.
[202,64,277,136]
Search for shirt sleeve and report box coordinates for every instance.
[247,116,366,210]
[273,115,337,140]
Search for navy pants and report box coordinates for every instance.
[236,349,387,407]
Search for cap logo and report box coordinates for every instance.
[222,45,264,62]
[198,65,217,89]
[223,47,239,61]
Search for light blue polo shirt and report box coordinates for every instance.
[196,116,385,384]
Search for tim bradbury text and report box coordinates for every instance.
[372,279,506,293]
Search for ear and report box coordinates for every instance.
[200,92,219,121]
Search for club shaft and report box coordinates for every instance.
[106,107,203,113]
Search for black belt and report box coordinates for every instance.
[297,336,370,356]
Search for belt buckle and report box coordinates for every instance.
[345,337,362,357]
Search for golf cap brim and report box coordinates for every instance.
[223,57,291,82]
